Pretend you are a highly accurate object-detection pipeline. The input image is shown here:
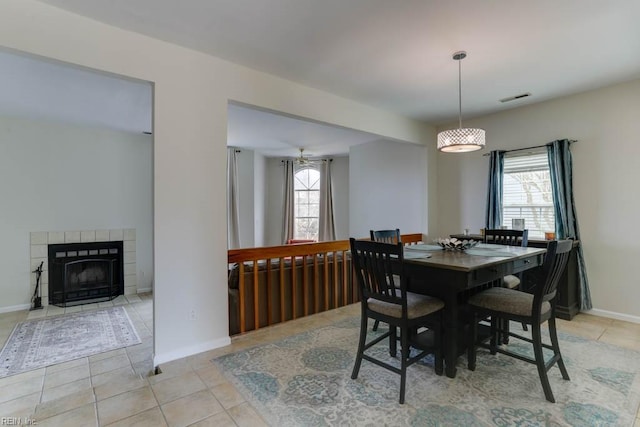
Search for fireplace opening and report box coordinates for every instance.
[48,241,124,307]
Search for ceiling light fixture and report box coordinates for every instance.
[437,51,485,153]
[295,148,319,165]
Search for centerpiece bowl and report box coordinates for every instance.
[436,237,479,251]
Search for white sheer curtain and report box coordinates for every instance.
[281,160,295,244]
[318,159,336,241]
[227,148,240,249]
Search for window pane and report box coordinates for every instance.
[308,203,319,217]
[294,218,318,240]
[296,191,309,204]
[293,168,321,239]
[309,173,320,190]
[502,152,555,240]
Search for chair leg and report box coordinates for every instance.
[548,316,570,381]
[532,322,555,403]
[490,316,498,355]
[502,318,510,344]
[434,320,444,375]
[389,325,397,357]
[372,320,380,331]
[467,313,477,371]
[351,314,368,380]
[399,326,409,404]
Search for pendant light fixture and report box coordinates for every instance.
[437,51,485,153]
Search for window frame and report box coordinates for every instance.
[501,149,555,240]
[293,166,320,240]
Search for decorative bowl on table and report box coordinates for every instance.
[435,237,479,251]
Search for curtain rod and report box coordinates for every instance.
[482,139,577,156]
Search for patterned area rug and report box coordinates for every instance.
[215,317,640,426]
[0,306,140,378]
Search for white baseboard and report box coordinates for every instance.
[0,303,31,314]
[584,308,640,324]
[153,336,231,366]
[137,287,152,293]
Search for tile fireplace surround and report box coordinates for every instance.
[30,229,137,307]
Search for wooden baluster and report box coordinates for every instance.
[302,255,309,316]
[291,256,297,319]
[323,253,330,310]
[333,251,340,308]
[279,257,285,323]
[253,260,259,330]
[238,262,246,333]
[266,259,272,325]
[314,254,319,313]
[341,250,348,305]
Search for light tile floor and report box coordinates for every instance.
[1,296,640,426]
[0,294,267,427]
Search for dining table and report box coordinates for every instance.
[401,242,547,378]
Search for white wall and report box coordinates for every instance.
[331,156,350,239]
[265,158,285,246]
[349,140,428,238]
[0,116,153,309]
[234,148,267,248]
[253,151,267,247]
[264,156,351,245]
[0,0,434,365]
[435,79,640,319]
[236,149,255,248]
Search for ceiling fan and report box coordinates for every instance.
[295,148,320,165]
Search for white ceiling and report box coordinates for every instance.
[5,1,640,156]
[37,0,640,123]
[228,104,381,157]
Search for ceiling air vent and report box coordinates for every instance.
[500,92,531,103]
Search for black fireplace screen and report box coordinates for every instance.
[48,241,124,307]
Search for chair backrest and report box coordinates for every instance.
[370,229,401,244]
[484,229,528,247]
[536,240,573,303]
[350,238,405,307]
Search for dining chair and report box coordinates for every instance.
[369,229,401,332]
[350,238,444,404]
[484,229,529,289]
[467,240,572,403]
[484,228,529,339]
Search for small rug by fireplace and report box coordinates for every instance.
[0,306,140,378]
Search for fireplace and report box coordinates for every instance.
[48,241,124,307]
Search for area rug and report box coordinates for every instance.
[214,317,640,426]
[0,306,140,378]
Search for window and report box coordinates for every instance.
[502,150,555,239]
[294,167,320,240]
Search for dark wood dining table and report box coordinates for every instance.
[401,243,547,378]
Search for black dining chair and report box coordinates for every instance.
[467,240,572,403]
[484,228,529,290]
[370,229,401,332]
[350,238,444,404]
[484,228,529,339]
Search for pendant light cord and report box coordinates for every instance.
[458,56,462,129]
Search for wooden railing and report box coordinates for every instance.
[227,233,423,335]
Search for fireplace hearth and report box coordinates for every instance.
[48,241,124,307]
